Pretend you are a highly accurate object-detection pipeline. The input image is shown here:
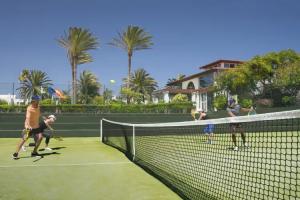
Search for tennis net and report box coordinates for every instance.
[101,110,300,200]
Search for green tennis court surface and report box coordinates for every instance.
[0,138,181,200]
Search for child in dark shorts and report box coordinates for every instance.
[199,110,214,144]
[22,115,57,151]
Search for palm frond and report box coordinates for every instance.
[58,27,99,66]
[110,25,153,54]
[17,70,53,100]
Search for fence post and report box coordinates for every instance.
[12,82,15,105]
[100,119,102,142]
[132,125,136,161]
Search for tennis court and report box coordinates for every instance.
[1,110,299,200]
[0,137,181,200]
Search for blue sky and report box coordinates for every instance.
[0,0,299,93]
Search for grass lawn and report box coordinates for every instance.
[0,137,181,200]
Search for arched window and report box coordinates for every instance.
[187,82,195,89]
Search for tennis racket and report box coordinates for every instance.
[52,134,64,141]
[191,110,196,120]
[46,123,64,141]
[248,106,257,115]
[22,128,31,140]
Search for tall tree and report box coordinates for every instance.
[215,49,300,105]
[109,25,153,88]
[274,60,300,97]
[58,27,99,104]
[78,70,101,104]
[18,69,52,100]
[214,67,253,97]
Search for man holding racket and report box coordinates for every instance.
[22,115,60,151]
[12,95,43,159]
[227,98,254,151]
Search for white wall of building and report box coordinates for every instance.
[182,77,199,89]
[191,92,196,103]
[152,96,159,104]
[0,94,23,105]
[163,92,170,103]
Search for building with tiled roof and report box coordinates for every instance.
[152,59,244,111]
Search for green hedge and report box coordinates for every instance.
[0,102,193,113]
[0,105,27,112]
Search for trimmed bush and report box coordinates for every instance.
[213,95,227,110]
[40,98,54,105]
[0,102,193,113]
[0,99,8,105]
[282,96,296,106]
[240,98,253,108]
[93,96,105,105]
[0,105,26,112]
[171,94,189,103]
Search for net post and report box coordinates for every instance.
[132,125,136,161]
[100,119,103,142]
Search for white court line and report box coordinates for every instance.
[0,161,132,168]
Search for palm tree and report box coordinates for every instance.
[17,69,52,100]
[125,68,158,103]
[78,70,101,104]
[167,74,186,85]
[109,25,153,88]
[58,27,99,104]
[103,88,113,103]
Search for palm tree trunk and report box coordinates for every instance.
[72,63,77,104]
[127,54,132,88]
[127,54,132,104]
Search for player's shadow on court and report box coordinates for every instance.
[51,147,66,150]
[39,147,66,151]
[32,152,61,162]
[16,152,61,160]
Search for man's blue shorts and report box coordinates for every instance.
[203,124,214,134]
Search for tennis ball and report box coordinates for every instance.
[110,80,116,84]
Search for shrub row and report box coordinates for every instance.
[0,102,193,113]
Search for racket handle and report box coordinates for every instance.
[23,129,31,139]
